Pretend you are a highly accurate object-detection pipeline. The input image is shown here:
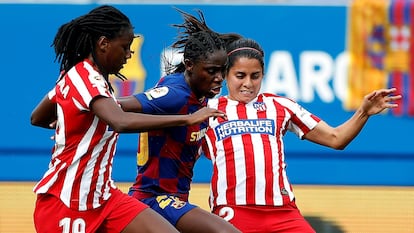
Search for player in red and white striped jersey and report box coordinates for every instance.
[203,38,401,233]
[30,6,224,233]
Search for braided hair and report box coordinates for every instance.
[52,5,133,89]
[164,8,227,74]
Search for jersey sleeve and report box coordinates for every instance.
[47,88,57,104]
[281,98,321,139]
[134,85,189,114]
[66,61,112,111]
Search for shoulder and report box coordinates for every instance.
[137,73,188,99]
[259,93,305,112]
[207,96,230,108]
[73,60,99,76]
[158,73,186,86]
[261,93,295,103]
[207,97,220,107]
[68,60,103,84]
[156,73,189,94]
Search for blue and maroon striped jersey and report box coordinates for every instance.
[129,73,207,200]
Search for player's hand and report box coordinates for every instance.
[186,107,227,125]
[361,87,402,116]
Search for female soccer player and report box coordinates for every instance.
[203,37,401,233]
[117,9,241,233]
[31,5,224,233]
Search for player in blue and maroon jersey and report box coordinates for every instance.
[118,9,241,233]
[130,72,210,201]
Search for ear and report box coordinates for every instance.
[97,36,110,51]
[184,58,193,71]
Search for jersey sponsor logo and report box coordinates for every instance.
[144,86,169,100]
[190,128,207,142]
[214,119,275,141]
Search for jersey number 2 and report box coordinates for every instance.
[218,207,234,221]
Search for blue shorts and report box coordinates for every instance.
[140,195,197,226]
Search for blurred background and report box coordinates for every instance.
[0,0,413,232]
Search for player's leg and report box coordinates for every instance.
[138,194,240,233]
[101,189,178,233]
[121,208,179,233]
[176,207,241,233]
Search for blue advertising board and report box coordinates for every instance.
[0,3,412,185]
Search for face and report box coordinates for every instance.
[186,49,227,99]
[226,56,264,103]
[100,27,135,75]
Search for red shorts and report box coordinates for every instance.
[212,201,315,233]
[33,188,148,233]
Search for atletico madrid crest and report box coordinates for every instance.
[253,102,266,111]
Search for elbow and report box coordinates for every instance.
[30,116,39,126]
[109,122,129,133]
[330,140,349,150]
[332,144,346,150]
[30,115,48,128]
[107,118,135,133]
[326,135,348,150]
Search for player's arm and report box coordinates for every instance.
[91,96,225,132]
[30,94,141,129]
[303,88,401,150]
[31,94,57,129]
[118,86,186,114]
[117,95,143,112]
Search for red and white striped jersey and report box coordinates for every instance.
[33,59,119,211]
[204,93,320,208]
